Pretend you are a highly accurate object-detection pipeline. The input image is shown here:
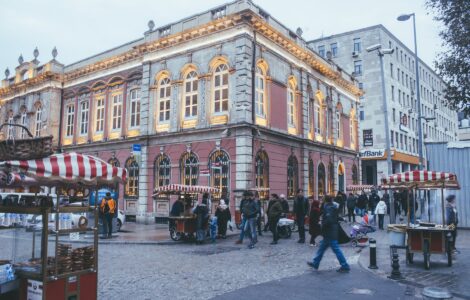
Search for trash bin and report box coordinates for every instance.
[387,224,406,246]
[422,287,452,300]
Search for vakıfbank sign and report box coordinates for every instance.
[360,149,386,159]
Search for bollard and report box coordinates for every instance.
[368,238,378,269]
[388,250,403,280]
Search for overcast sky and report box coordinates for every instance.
[0,0,443,75]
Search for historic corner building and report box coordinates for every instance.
[309,25,458,185]
[0,0,362,223]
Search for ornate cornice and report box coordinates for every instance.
[0,71,62,99]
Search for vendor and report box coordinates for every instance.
[445,195,459,253]
[183,194,194,216]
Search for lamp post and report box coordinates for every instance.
[366,44,394,220]
[398,13,423,170]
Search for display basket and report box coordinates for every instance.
[0,123,53,161]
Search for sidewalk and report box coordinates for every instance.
[357,226,470,300]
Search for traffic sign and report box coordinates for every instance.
[132,144,141,152]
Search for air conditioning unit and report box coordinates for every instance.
[352,51,359,57]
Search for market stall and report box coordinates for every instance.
[0,152,127,300]
[153,184,219,241]
[381,170,459,270]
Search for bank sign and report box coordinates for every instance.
[360,149,386,159]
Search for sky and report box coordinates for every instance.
[0,0,444,75]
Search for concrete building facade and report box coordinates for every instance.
[0,0,361,223]
[308,25,458,185]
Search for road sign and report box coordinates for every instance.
[132,144,141,152]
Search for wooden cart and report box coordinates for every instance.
[153,184,219,241]
[382,170,459,270]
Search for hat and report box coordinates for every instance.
[446,195,456,202]
[280,194,286,199]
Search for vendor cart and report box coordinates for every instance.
[153,184,219,241]
[381,170,459,270]
[0,152,127,300]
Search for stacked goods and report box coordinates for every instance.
[71,246,95,271]
[82,246,95,269]
[56,243,72,274]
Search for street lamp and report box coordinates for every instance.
[397,13,424,170]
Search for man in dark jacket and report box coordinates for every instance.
[307,195,350,273]
[267,195,283,245]
[356,191,368,217]
[368,190,380,224]
[293,189,309,243]
[445,195,458,252]
[242,191,259,249]
[280,194,289,215]
[193,198,209,245]
[346,193,356,222]
[236,193,249,244]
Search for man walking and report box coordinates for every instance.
[346,193,356,223]
[267,194,283,245]
[307,195,350,273]
[293,189,309,243]
[241,191,259,249]
[100,192,116,239]
[235,192,248,244]
[356,191,368,217]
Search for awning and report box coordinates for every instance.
[0,152,127,188]
[381,170,459,189]
[346,184,376,192]
[153,184,219,196]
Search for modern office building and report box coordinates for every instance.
[0,0,361,223]
[309,25,458,185]
[458,112,470,141]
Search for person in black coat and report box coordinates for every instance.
[215,199,231,239]
[293,189,309,243]
[346,193,357,222]
[309,199,321,246]
[193,198,209,244]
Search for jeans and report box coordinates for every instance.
[378,214,385,230]
[297,215,305,241]
[245,217,257,245]
[104,213,113,237]
[347,208,355,222]
[239,217,247,241]
[312,239,350,270]
[355,208,365,217]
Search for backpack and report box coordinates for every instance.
[103,200,110,214]
[322,203,338,226]
[242,200,258,218]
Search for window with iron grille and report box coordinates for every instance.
[209,150,230,200]
[255,151,269,199]
[181,152,199,186]
[154,154,171,189]
[125,157,139,198]
[287,155,298,198]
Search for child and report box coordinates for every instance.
[210,216,218,243]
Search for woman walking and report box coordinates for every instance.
[309,199,321,246]
[215,199,231,239]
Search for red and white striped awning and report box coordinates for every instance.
[153,184,219,196]
[0,152,127,188]
[381,170,459,189]
[346,185,376,192]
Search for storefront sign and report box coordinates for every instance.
[363,129,373,146]
[360,149,385,159]
[27,280,43,300]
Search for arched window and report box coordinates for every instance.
[317,163,326,197]
[180,152,199,186]
[213,64,229,113]
[308,158,314,197]
[287,155,298,198]
[184,71,198,118]
[129,89,141,128]
[328,162,335,195]
[154,154,171,189]
[255,66,266,117]
[352,164,359,185]
[35,104,43,137]
[314,100,321,135]
[209,150,230,200]
[158,77,171,122]
[287,81,296,128]
[255,150,269,199]
[125,157,139,198]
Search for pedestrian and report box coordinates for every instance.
[263,194,277,232]
[215,199,231,239]
[235,192,248,244]
[445,195,459,253]
[241,191,259,249]
[100,192,116,239]
[267,194,283,245]
[383,193,390,215]
[254,192,263,236]
[335,192,345,216]
[308,199,321,246]
[356,191,367,217]
[193,198,209,245]
[374,197,387,230]
[368,190,380,225]
[307,195,350,273]
[280,194,289,215]
[293,189,309,243]
[346,193,356,223]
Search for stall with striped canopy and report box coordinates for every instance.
[381,170,459,189]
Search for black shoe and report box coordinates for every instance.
[336,267,350,273]
[270,241,278,245]
[306,262,318,270]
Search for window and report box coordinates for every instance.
[79,101,89,135]
[330,43,338,57]
[354,60,362,76]
[158,77,171,122]
[397,68,400,81]
[184,71,198,118]
[336,111,342,140]
[350,115,355,146]
[391,85,395,101]
[20,111,27,138]
[255,67,266,117]
[308,158,314,197]
[154,154,171,189]
[111,93,123,130]
[359,110,364,121]
[317,163,326,197]
[6,117,14,139]
[95,97,105,133]
[391,130,394,147]
[398,89,401,104]
[129,89,141,128]
[255,151,269,199]
[34,105,42,137]
[213,64,229,113]
[287,155,298,198]
[318,45,325,57]
[314,101,321,134]
[287,83,295,127]
[392,108,396,123]
[328,162,334,194]
[352,164,358,185]
[353,38,361,52]
[66,104,74,137]
[358,82,364,90]
[181,152,199,186]
[209,150,230,200]
[390,63,394,78]
[125,157,139,197]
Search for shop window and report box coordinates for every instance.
[287,155,298,198]
[209,150,230,200]
[108,158,120,198]
[180,152,199,186]
[255,150,269,199]
[125,157,139,198]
